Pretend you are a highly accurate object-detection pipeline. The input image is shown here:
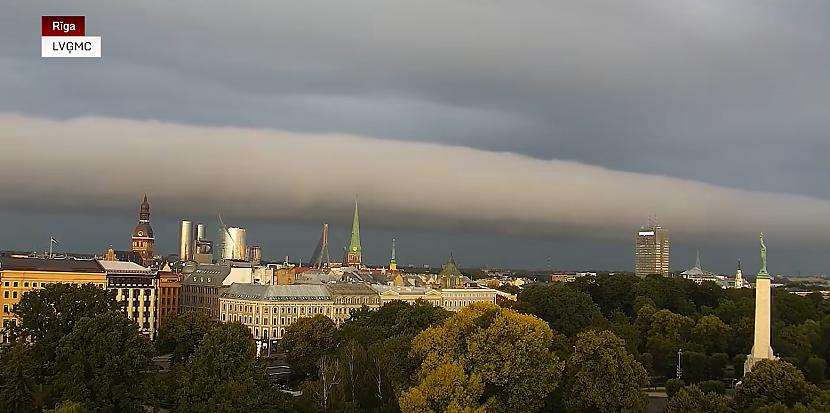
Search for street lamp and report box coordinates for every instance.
[676,348,683,379]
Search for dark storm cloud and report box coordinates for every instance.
[1,114,829,253]
[2,0,830,197]
[1,1,829,271]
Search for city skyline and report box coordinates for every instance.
[2,2,830,273]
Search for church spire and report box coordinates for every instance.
[389,238,397,271]
[346,198,362,266]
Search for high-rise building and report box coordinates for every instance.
[346,199,362,267]
[131,195,155,267]
[179,220,194,261]
[635,224,669,277]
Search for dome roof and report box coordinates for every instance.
[133,222,154,239]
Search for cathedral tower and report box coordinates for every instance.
[131,195,155,267]
[346,199,362,267]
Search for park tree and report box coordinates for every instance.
[51,311,154,413]
[155,311,218,365]
[734,360,815,412]
[664,385,731,413]
[405,303,562,413]
[803,357,826,384]
[399,363,485,413]
[516,284,601,337]
[283,314,339,377]
[11,283,121,380]
[175,322,288,413]
[562,329,648,413]
[692,315,731,354]
[45,401,87,413]
[0,342,39,413]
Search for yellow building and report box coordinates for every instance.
[0,257,106,342]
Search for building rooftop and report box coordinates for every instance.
[222,283,332,301]
[97,260,154,275]
[0,257,104,273]
[324,282,378,296]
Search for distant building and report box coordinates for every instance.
[99,260,158,339]
[131,195,155,267]
[157,270,181,326]
[180,263,233,319]
[551,273,577,283]
[0,257,106,342]
[440,288,499,312]
[373,285,442,306]
[325,283,381,325]
[635,224,669,277]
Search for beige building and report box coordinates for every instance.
[635,225,670,277]
[373,285,442,306]
[326,283,381,325]
[219,284,334,353]
[100,260,159,339]
[440,288,499,312]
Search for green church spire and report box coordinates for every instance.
[346,198,362,266]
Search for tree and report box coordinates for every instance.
[155,311,218,365]
[11,284,121,380]
[405,303,562,413]
[283,315,339,376]
[803,357,826,384]
[735,360,815,412]
[175,322,288,413]
[562,330,648,413]
[50,311,153,413]
[45,401,87,413]
[399,363,485,413]
[692,315,731,354]
[516,284,601,336]
[681,351,710,383]
[664,385,731,413]
[0,342,38,413]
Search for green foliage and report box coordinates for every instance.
[665,378,685,399]
[693,315,731,354]
[803,357,826,384]
[0,342,38,413]
[406,303,562,413]
[515,284,601,336]
[175,322,288,413]
[283,314,339,376]
[45,401,87,413]
[399,363,485,413]
[682,351,710,383]
[709,353,729,380]
[341,300,450,345]
[735,360,815,412]
[697,380,726,395]
[664,385,731,413]
[155,311,218,365]
[562,330,648,413]
[51,311,154,413]
[11,283,121,380]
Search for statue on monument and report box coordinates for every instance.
[759,232,768,275]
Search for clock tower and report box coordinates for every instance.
[346,199,362,267]
[131,195,155,267]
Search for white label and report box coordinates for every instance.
[638,231,655,236]
[42,36,101,57]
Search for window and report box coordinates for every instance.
[23,282,28,288]
[12,292,17,299]
[2,305,7,313]
[2,282,7,287]
[2,292,7,299]
[12,282,18,287]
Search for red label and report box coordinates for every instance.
[42,16,85,36]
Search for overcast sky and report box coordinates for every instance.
[1,1,828,273]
